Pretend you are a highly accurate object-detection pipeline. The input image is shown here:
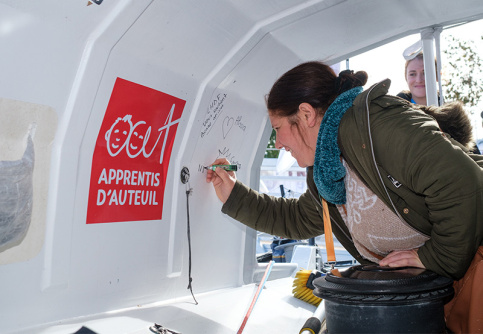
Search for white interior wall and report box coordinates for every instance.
[1,0,483,332]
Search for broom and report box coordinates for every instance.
[292,198,336,306]
[292,269,324,306]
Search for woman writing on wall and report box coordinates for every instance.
[206,61,483,332]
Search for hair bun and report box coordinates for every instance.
[354,71,368,86]
[335,69,368,94]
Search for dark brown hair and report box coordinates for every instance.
[266,61,368,120]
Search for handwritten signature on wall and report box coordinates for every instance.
[201,93,227,138]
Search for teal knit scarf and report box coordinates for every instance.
[313,86,363,204]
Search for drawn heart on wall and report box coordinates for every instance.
[222,116,234,139]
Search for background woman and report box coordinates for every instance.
[398,51,481,154]
[397,51,431,105]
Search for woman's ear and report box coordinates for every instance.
[298,103,318,127]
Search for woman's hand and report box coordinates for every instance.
[205,158,236,203]
[379,249,425,269]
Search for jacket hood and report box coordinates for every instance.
[418,101,475,149]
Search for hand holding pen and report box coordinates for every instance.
[205,159,237,203]
[204,164,238,172]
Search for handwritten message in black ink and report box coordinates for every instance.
[217,146,241,170]
[201,93,227,138]
[235,116,246,132]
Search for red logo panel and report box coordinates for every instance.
[86,78,185,224]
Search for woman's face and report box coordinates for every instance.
[406,58,426,100]
[269,111,315,168]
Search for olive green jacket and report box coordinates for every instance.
[222,80,483,280]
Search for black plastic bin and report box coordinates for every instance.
[313,265,454,333]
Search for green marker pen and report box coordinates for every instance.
[204,164,238,172]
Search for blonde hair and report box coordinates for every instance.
[404,52,437,80]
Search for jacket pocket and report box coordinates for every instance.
[377,164,431,237]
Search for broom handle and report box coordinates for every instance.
[237,260,274,334]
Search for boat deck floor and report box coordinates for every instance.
[12,277,318,334]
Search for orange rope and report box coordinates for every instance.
[322,198,336,263]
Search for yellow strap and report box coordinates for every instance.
[322,198,336,263]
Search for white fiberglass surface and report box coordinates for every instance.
[10,277,316,334]
[0,0,482,333]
